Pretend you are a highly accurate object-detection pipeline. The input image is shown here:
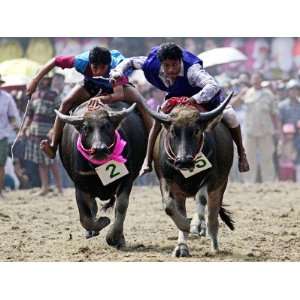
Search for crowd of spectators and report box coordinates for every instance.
[2,37,300,196]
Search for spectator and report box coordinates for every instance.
[294,120,300,182]
[51,73,66,96]
[242,72,280,183]
[12,158,30,189]
[277,123,297,181]
[146,87,165,111]
[50,73,73,188]
[21,78,63,196]
[4,155,20,190]
[274,81,288,102]
[0,74,19,198]
[278,79,300,124]
[253,38,270,72]
[271,37,294,74]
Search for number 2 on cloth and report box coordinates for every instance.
[106,163,121,178]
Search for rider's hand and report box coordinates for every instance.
[110,70,122,81]
[88,97,103,111]
[26,79,38,96]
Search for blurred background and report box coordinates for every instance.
[2,37,300,193]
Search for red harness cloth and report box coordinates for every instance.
[160,97,207,114]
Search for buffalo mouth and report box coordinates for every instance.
[91,152,109,161]
[174,160,195,171]
[90,147,110,160]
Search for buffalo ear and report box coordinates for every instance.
[74,124,83,132]
[109,114,126,129]
[162,121,171,130]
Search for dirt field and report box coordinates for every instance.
[0,182,300,261]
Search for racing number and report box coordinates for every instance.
[195,157,207,169]
[106,163,121,178]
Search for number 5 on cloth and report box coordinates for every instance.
[95,161,129,186]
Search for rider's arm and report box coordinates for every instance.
[187,64,220,103]
[110,56,147,78]
[27,56,75,96]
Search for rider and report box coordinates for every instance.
[110,42,250,175]
[26,46,140,159]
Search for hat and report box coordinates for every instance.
[277,81,286,90]
[282,123,296,134]
[0,74,5,84]
[261,81,270,88]
[286,79,300,90]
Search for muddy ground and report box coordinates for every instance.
[0,182,300,261]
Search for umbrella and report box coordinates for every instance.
[0,58,41,85]
[198,47,247,68]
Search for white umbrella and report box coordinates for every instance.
[198,47,247,68]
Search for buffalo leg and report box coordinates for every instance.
[159,178,191,233]
[207,184,225,253]
[172,196,190,257]
[75,188,110,238]
[191,185,207,236]
[106,180,133,249]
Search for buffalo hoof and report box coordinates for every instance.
[172,243,190,258]
[85,230,99,239]
[190,225,200,236]
[106,230,126,249]
[199,227,206,237]
[190,224,206,237]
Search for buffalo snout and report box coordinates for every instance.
[175,155,195,170]
[91,143,109,158]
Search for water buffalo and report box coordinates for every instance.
[140,92,235,257]
[56,100,147,249]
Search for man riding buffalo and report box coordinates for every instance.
[26,46,152,160]
[110,42,250,175]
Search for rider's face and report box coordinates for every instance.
[90,64,109,77]
[161,59,181,80]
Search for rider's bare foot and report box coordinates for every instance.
[238,153,250,172]
[139,163,153,177]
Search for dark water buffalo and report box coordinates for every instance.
[141,93,235,257]
[56,101,147,248]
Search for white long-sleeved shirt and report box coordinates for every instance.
[111,56,220,103]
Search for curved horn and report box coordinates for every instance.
[107,103,137,118]
[198,91,234,122]
[55,109,84,126]
[137,98,171,124]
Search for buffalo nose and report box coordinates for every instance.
[175,155,194,169]
[92,144,109,155]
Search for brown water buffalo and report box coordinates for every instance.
[140,92,235,257]
[56,100,147,249]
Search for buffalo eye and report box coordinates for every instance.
[192,127,201,136]
[171,126,180,136]
[99,122,112,131]
[83,125,93,133]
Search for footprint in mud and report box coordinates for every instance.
[0,212,10,221]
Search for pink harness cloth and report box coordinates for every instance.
[76,131,127,165]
